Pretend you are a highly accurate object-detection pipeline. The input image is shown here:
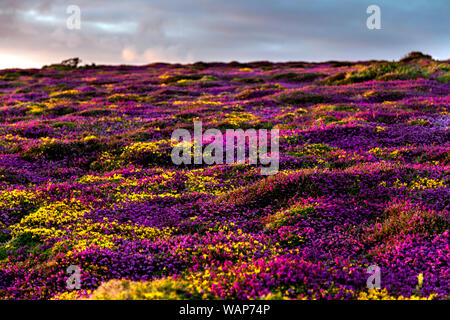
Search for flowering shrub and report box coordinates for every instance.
[0,58,448,300]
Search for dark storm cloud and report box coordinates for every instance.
[0,0,448,68]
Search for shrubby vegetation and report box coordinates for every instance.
[0,52,448,300]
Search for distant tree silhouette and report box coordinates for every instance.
[42,58,82,70]
[61,58,81,68]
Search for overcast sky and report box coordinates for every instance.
[0,0,448,69]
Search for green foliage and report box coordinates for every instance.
[12,231,42,247]
[0,232,12,244]
[0,231,47,260]
[0,70,34,81]
[160,74,203,85]
[89,278,200,300]
[231,77,264,84]
[78,108,113,117]
[437,72,450,83]
[369,204,448,242]
[120,140,177,166]
[107,93,142,103]
[266,204,315,229]
[349,62,425,83]
[321,72,346,85]
[272,72,324,82]
[407,119,431,126]
[325,62,429,85]
[275,90,328,105]
[21,138,101,161]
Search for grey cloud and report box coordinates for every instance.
[0,0,448,68]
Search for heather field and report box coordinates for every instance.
[0,54,449,300]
